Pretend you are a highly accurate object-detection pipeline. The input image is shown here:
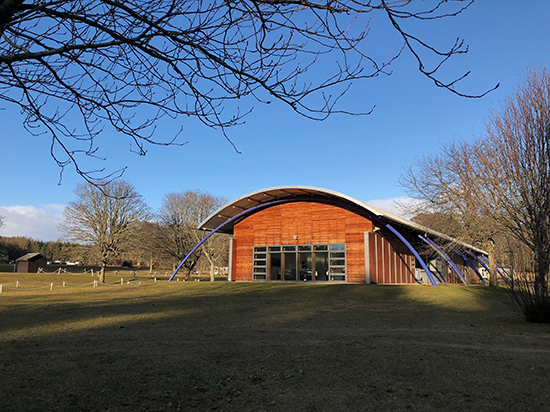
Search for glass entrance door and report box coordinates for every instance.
[314,251,329,281]
[269,253,282,280]
[299,251,313,281]
[254,244,346,282]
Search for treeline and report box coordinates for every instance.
[2,185,230,280]
[0,236,80,263]
[54,184,229,282]
[0,229,224,275]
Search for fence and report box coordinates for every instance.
[0,276,163,293]
[0,264,15,272]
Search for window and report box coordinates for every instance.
[253,247,268,279]
[253,244,346,282]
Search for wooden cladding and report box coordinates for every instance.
[366,232,417,284]
[229,200,480,285]
[232,202,374,282]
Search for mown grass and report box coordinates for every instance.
[0,273,549,412]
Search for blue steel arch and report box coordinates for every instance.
[419,235,468,285]
[466,251,508,285]
[478,255,511,284]
[168,199,288,281]
[169,196,438,286]
[452,247,488,286]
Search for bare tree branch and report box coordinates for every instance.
[1,0,495,182]
[59,179,150,282]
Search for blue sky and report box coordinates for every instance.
[1,1,550,241]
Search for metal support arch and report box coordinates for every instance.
[168,199,289,281]
[307,197,438,287]
[419,235,468,285]
[466,252,498,284]
[169,196,438,286]
[478,255,510,284]
[383,224,438,287]
[452,248,488,286]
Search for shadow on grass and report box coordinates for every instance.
[0,282,548,412]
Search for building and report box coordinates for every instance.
[173,186,499,286]
[16,253,48,273]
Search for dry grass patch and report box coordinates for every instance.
[0,275,549,411]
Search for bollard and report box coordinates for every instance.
[93,280,98,288]
[121,278,123,285]
[50,283,53,292]
[91,269,94,277]
[0,284,2,293]
[63,281,66,288]
[154,277,157,283]
[16,280,19,288]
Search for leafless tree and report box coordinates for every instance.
[401,140,500,286]
[1,0,497,182]
[60,180,150,282]
[157,190,226,279]
[471,67,550,321]
[200,231,230,282]
[402,66,550,322]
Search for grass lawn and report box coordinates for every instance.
[0,272,549,411]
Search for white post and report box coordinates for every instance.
[16,280,19,288]
[0,285,2,293]
[228,235,234,281]
[91,269,94,277]
[93,280,97,288]
[50,283,53,291]
[121,278,123,285]
[154,277,157,283]
[63,281,66,287]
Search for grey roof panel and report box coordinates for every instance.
[199,185,486,255]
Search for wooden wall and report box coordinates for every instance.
[16,258,47,273]
[229,201,480,285]
[449,256,483,285]
[232,202,374,282]
[366,232,417,284]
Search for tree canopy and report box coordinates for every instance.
[60,179,150,281]
[157,190,226,278]
[402,66,550,322]
[0,0,496,182]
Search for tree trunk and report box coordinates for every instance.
[210,262,215,282]
[488,239,498,287]
[99,263,106,283]
[149,254,153,275]
[534,246,549,299]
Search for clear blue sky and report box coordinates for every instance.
[1,1,550,241]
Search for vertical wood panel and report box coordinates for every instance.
[232,201,421,284]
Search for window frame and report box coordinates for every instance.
[253,243,346,282]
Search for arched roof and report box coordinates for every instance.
[199,185,486,254]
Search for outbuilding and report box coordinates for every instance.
[173,186,497,286]
[16,253,48,273]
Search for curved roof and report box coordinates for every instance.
[199,185,486,254]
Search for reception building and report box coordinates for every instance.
[182,186,492,286]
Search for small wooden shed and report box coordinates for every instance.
[16,253,48,273]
